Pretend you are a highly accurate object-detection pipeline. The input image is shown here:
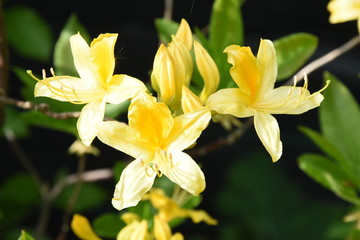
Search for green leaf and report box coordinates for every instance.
[20,111,78,136]
[1,106,30,139]
[274,32,318,80]
[298,153,360,205]
[154,18,179,44]
[320,72,360,183]
[113,160,127,182]
[54,14,90,76]
[209,0,244,89]
[93,213,124,238]
[298,126,350,174]
[209,0,244,53]
[105,101,130,119]
[12,66,36,101]
[5,5,53,62]
[54,182,108,212]
[0,173,40,227]
[18,230,34,240]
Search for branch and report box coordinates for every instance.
[0,96,81,119]
[286,35,360,85]
[163,0,173,20]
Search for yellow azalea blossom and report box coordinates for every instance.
[96,92,211,210]
[143,188,218,225]
[154,215,184,240]
[206,39,326,162]
[151,38,193,112]
[175,19,193,51]
[30,33,147,146]
[71,214,102,240]
[117,217,150,240]
[328,0,360,31]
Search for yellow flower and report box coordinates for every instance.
[96,92,211,211]
[206,39,327,162]
[181,41,220,113]
[151,21,193,112]
[328,0,360,31]
[30,33,147,146]
[153,215,184,240]
[71,214,102,240]
[143,188,218,226]
[117,213,150,240]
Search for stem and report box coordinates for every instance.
[163,0,173,20]
[56,155,87,240]
[286,35,360,85]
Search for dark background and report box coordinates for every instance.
[2,0,360,239]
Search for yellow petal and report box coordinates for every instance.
[71,214,102,240]
[154,215,172,240]
[90,33,118,88]
[206,88,254,118]
[328,0,360,23]
[175,19,193,51]
[186,210,218,225]
[77,100,106,146]
[112,158,156,211]
[159,151,205,195]
[256,39,277,98]
[129,92,174,143]
[70,33,98,86]
[167,35,193,108]
[34,76,104,103]
[96,120,148,158]
[224,45,260,98]
[194,41,220,103]
[259,86,324,114]
[253,112,282,162]
[151,44,176,106]
[170,233,184,240]
[181,86,203,113]
[166,107,211,152]
[117,220,149,240]
[106,74,147,104]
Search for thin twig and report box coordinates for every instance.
[34,168,113,239]
[286,35,360,85]
[56,155,87,240]
[4,129,43,187]
[187,117,254,157]
[163,0,174,20]
[0,96,81,119]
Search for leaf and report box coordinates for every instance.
[320,72,360,183]
[1,106,30,139]
[209,0,244,53]
[93,213,124,238]
[217,151,348,240]
[298,126,350,174]
[54,182,108,212]
[18,230,34,240]
[12,66,36,101]
[274,32,318,80]
[4,5,53,62]
[154,18,179,44]
[0,173,40,227]
[209,0,244,89]
[298,153,360,205]
[20,111,78,136]
[54,14,90,76]
[105,101,130,119]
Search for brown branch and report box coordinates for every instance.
[0,96,81,119]
[285,35,360,85]
[187,117,254,157]
[163,0,173,20]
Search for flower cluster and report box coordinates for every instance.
[30,18,326,237]
[71,188,217,240]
